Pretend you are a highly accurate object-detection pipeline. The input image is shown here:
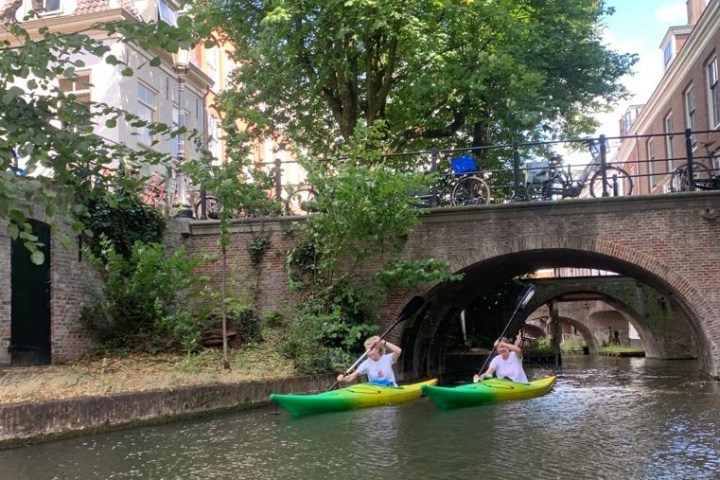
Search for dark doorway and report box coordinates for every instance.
[11,220,51,365]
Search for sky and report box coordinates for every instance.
[595,0,688,136]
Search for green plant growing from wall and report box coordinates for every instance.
[248,231,272,266]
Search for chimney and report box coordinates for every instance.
[686,0,708,25]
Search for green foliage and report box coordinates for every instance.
[560,337,587,353]
[196,0,636,154]
[80,240,204,352]
[225,298,263,344]
[84,192,166,260]
[262,310,285,329]
[278,307,376,374]
[248,231,272,265]
[525,337,560,356]
[301,129,431,283]
[376,259,463,289]
[286,241,319,291]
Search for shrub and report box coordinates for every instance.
[80,240,205,352]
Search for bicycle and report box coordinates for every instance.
[282,184,317,215]
[523,144,633,200]
[411,154,492,207]
[195,184,315,219]
[669,162,719,192]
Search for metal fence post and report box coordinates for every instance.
[599,134,608,197]
[430,148,439,206]
[685,128,696,191]
[512,141,521,201]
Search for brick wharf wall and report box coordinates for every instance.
[179,192,720,378]
[0,374,335,447]
[181,218,306,314]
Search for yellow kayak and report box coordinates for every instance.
[270,379,438,416]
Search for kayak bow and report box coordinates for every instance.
[270,379,438,416]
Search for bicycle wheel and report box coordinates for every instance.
[284,186,317,215]
[194,195,221,220]
[590,167,634,197]
[543,171,569,200]
[670,163,712,192]
[450,176,491,206]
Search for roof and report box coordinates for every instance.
[1,0,141,22]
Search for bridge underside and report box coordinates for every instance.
[398,249,707,380]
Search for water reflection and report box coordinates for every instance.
[1,356,719,480]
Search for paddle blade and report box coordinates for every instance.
[396,295,426,323]
[517,284,535,309]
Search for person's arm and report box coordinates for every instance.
[496,338,523,358]
[513,332,524,359]
[382,339,402,362]
[337,369,360,384]
[473,366,496,383]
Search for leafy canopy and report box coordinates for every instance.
[195,0,636,155]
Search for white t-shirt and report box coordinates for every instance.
[357,353,397,386]
[489,351,528,383]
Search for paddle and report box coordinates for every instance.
[476,284,536,378]
[327,295,426,391]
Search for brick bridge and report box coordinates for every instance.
[185,191,720,379]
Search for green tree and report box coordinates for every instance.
[195,0,635,154]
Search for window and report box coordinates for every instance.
[58,71,91,131]
[664,114,674,171]
[663,40,673,68]
[707,57,720,127]
[171,106,187,158]
[31,0,61,13]
[684,86,696,146]
[208,115,222,163]
[647,139,656,190]
[206,47,221,90]
[137,83,157,146]
[157,0,177,26]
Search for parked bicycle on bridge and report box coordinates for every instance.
[521,142,634,200]
[411,154,492,207]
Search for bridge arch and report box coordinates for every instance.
[399,238,715,379]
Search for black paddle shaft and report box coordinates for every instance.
[327,295,426,391]
[478,284,536,375]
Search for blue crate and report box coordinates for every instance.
[451,155,476,174]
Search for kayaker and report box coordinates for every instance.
[473,335,528,383]
[336,335,402,387]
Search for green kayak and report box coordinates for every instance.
[270,379,438,416]
[421,375,556,410]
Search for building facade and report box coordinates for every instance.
[615,0,720,195]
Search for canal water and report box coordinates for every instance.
[1,355,719,480]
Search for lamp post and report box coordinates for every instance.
[172,47,194,219]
